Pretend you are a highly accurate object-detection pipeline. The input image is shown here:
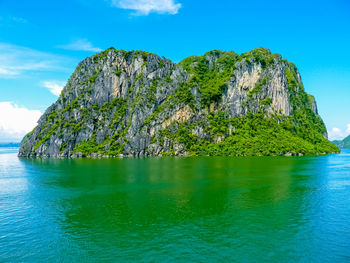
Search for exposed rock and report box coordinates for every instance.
[162,105,193,129]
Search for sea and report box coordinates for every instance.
[1,147,350,262]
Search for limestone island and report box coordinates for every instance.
[19,48,339,157]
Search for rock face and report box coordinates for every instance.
[19,48,339,157]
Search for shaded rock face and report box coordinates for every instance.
[19,48,333,158]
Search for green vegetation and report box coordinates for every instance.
[284,64,328,137]
[89,68,102,83]
[146,80,157,106]
[134,72,144,82]
[73,134,99,155]
[115,69,122,76]
[248,76,270,98]
[156,111,339,156]
[143,81,195,125]
[32,110,60,150]
[179,48,281,107]
[33,123,59,150]
[179,50,238,107]
[238,48,278,69]
[159,59,165,68]
[285,67,298,93]
[134,50,149,61]
[174,82,195,108]
[259,97,272,105]
[73,132,126,157]
[72,97,129,156]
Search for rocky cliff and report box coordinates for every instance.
[19,47,339,157]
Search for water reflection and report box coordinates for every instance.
[17,156,319,259]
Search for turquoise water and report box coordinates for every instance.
[1,148,350,262]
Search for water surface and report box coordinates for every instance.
[1,148,350,262]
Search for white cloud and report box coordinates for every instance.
[58,39,102,52]
[111,0,182,15]
[0,16,28,26]
[328,125,350,141]
[0,42,72,79]
[42,81,65,96]
[0,102,42,143]
[0,67,18,76]
[346,124,350,135]
[11,17,28,24]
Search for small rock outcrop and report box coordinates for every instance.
[19,48,339,157]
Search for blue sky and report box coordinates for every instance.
[0,0,349,142]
